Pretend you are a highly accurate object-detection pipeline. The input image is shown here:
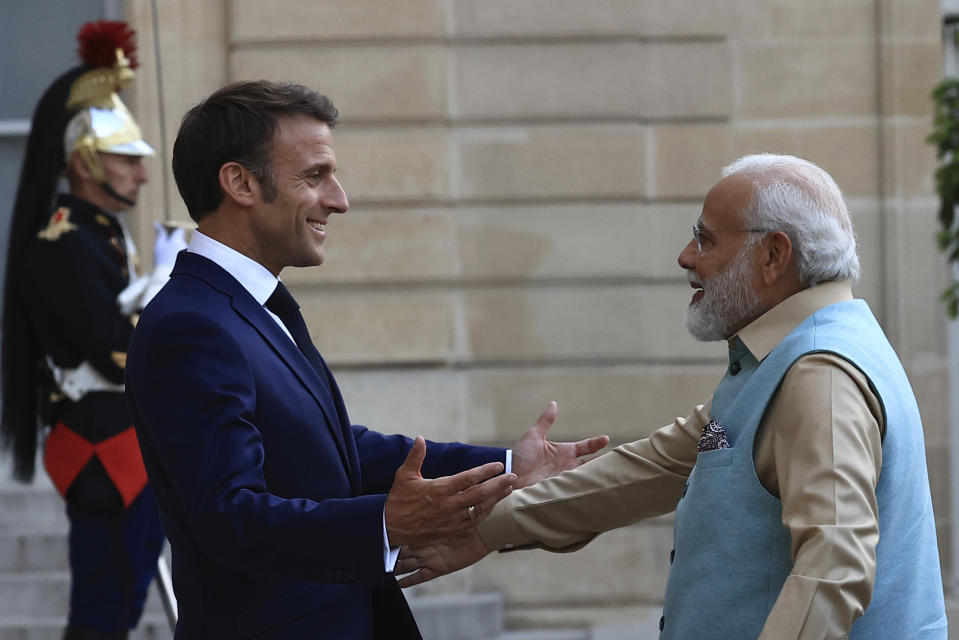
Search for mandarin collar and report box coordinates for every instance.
[732,280,855,362]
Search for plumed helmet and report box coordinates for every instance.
[64,21,155,182]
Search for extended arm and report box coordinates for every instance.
[396,403,707,585]
[478,403,705,552]
[129,311,516,584]
[354,401,609,545]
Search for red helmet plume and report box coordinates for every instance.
[76,20,139,69]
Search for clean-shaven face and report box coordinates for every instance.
[98,152,148,211]
[247,115,349,276]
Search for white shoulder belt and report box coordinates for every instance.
[47,357,124,401]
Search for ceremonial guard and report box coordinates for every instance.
[0,22,184,640]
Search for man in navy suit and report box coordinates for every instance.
[125,80,608,639]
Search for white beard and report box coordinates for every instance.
[685,248,763,341]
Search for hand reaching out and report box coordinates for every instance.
[391,405,607,587]
[385,437,517,547]
[511,402,610,489]
[396,528,492,588]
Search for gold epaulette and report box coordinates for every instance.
[38,207,78,241]
[110,351,127,369]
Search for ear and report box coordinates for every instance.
[756,230,794,286]
[218,162,257,208]
[66,151,92,181]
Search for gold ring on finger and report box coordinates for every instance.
[468,505,477,520]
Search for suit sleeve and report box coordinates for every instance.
[351,425,506,494]
[128,310,389,585]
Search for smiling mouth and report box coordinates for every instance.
[307,221,326,232]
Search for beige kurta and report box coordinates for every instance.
[479,281,884,639]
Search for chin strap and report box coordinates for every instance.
[99,180,135,207]
[74,132,137,208]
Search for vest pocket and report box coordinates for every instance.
[695,447,734,469]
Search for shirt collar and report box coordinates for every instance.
[734,280,854,361]
[187,231,280,305]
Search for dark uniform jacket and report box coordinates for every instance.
[22,193,147,511]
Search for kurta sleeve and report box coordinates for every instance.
[756,353,883,640]
[478,403,709,552]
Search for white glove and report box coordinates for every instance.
[153,221,188,269]
[116,223,189,314]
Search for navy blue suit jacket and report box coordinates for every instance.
[126,251,504,639]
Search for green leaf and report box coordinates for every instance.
[925,77,959,317]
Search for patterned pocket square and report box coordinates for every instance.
[697,419,730,452]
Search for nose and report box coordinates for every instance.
[678,238,697,271]
[135,160,148,184]
[325,176,349,215]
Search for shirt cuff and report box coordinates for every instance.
[383,510,399,572]
[381,449,511,571]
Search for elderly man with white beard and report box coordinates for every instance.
[396,154,948,640]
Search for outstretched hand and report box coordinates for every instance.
[396,528,492,588]
[385,437,516,547]
[511,402,610,488]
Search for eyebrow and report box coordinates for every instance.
[300,162,337,178]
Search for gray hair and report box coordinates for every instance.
[722,153,861,286]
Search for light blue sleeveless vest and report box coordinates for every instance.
[660,299,946,639]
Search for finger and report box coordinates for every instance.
[473,479,514,517]
[398,568,438,588]
[153,220,164,235]
[450,460,505,493]
[530,401,558,439]
[397,436,427,479]
[455,474,515,522]
[574,435,610,457]
[394,555,419,575]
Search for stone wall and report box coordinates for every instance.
[124,0,950,633]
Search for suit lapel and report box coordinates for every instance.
[171,252,353,477]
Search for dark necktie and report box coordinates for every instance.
[265,282,355,484]
[265,282,326,377]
